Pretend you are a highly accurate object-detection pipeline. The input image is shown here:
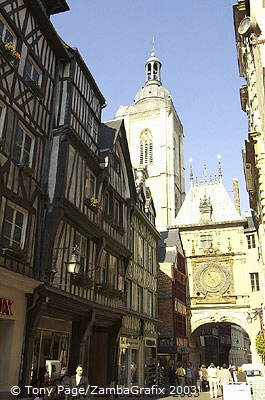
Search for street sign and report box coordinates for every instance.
[223,383,251,400]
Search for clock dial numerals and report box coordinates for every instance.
[200,266,226,292]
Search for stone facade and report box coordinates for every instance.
[233,0,265,283]
[174,170,264,364]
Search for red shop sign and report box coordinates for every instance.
[0,298,14,316]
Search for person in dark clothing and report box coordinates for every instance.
[66,365,88,400]
[167,366,176,385]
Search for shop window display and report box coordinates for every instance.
[144,347,157,386]
[31,329,70,385]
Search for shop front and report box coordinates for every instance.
[30,316,72,385]
[118,315,142,386]
[0,268,40,400]
[157,337,177,386]
[143,321,157,386]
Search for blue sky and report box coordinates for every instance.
[52,0,249,211]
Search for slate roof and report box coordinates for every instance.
[174,181,245,226]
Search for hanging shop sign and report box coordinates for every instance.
[145,338,157,347]
[120,337,139,348]
[0,298,14,316]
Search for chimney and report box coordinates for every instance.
[233,178,241,215]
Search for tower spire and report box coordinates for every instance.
[145,41,162,86]
[217,154,223,182]
[151,36,156,56]
[189,158,194,186]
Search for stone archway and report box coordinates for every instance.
[189,311,261,366]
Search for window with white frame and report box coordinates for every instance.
[2,203,27,249]
[85,167,96,198]
[139,129,153,165]
[0,18,15,44]
[74,232,87,272]
[23,57,41,83]
[14,125,34,166]
[108,254,118,288]
[100,251,118,288]
[250,272,260,292]
[247,234,256,249]
[0,104,6,138]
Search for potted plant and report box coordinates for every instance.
[3,42,20,64]
[95,283,123,299]
[72,274,95,289]
[84,197,101,211]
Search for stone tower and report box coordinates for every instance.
[115,48,185,231]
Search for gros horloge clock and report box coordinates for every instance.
[194,263,232,295]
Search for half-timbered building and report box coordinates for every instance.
[114,163,160,387]
[0,0,69,396]
[0,0,160,394]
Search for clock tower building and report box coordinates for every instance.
[115,49,185,232]
[173,165,264,365]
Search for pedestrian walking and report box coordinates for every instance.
[219,364,232,394]
[167,364,176,385]
[176,363,186,387]
[199,364,209,392]
[185,362,193,386]
[66,364,88,400]
[207,363,218,399]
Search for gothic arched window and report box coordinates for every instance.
[140,129,153,165]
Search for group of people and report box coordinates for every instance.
[166,362,247,399]
[167,362,194,387]
[198,363,247,399]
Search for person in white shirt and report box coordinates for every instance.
[219,364,232,394]
[207,363,218,399]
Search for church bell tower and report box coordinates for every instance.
[115,48,185,231]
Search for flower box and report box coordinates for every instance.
[27,80,45,98]
[3,42,20,64]
[84,197,101,211]
[72,274,95,289]
[95,284,123,299]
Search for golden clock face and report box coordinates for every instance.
[199,265,227,293]
[201,267,222,287]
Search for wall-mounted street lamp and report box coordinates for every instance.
[246,307,263,332]
[66,252,81,275]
